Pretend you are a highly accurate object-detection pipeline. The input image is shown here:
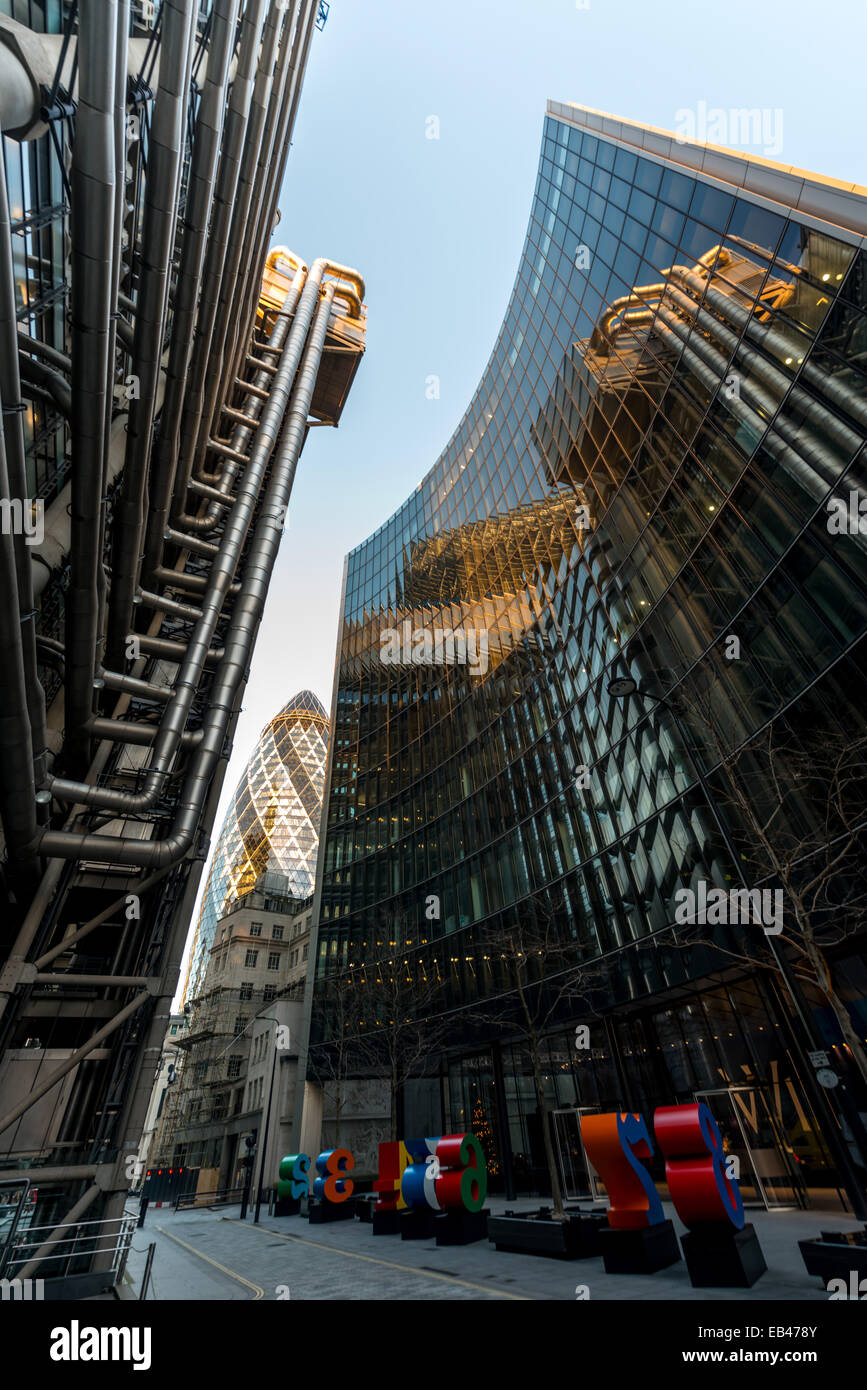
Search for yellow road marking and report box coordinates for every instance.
[156,1223,264,1298]
[225,1217,530,1299]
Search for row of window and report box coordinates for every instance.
[243,949,283,970]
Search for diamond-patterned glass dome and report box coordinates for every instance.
[184,691,329,999]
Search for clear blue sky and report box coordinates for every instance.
[177,0,867,990]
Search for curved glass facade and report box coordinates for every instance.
[312,106,867,1194]
[186,690,329,1000]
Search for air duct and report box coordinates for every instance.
[39,284,338,866]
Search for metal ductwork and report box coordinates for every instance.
[141,0,241,590]
[64,0,120,777]
[106,0,196,674]
[40,281,339,867]
[171,0,269,527]
[45,260,357,819]
[0,129,47,815]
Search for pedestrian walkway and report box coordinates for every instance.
[123,1196,863,1301]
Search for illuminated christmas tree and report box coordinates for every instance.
[471,1093,499,1176]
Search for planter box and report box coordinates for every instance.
[799,1231,867,1289]
[488,1208,608,1259]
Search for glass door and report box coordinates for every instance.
[694,1086,806,1209]
[552,1108,602,1200]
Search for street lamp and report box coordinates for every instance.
[213,1002,289,1224]
[606,673,867,1219]
[253,1015,285,1226]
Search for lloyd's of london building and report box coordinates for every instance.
[303,103,867,1210]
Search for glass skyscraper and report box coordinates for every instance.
[186,691,329,1000]
[309,103,867,1204]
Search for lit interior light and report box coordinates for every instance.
[822,273,830,282]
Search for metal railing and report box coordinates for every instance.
[0,1213,135,1283]
[174,1184,245,1211]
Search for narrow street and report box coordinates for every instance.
[121,1200,859,1302]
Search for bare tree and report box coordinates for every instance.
[465,896,606,1220]
[310,903,451,1144]
[657,681,867,1090]
[359,928,451,1141]
[307,969,375,1148]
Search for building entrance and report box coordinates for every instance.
[694,1085,807,1209]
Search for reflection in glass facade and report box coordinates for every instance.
[186,691,329,1000]
[311,104,867,1194]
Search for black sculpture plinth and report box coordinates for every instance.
[308,1198,354,1224]
[400,1207,437,1239]
[681,1223,766,1288]
[275,1195,302,1217]
[372,1208,402,1235]
[599,1218,681,1274]
[435,1207,489,1245]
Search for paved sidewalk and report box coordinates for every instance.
[123,1196,863,1301]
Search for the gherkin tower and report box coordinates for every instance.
[184,691,329,1000]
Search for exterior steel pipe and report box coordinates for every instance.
[163,527,220,557]
[170,0,268,524]
[177,259,307,534]
[64,0,119,776]
[150,566,242,596]
[0,128,47,797]
[0,391,39,877]
[200,1,287,458]
[134,589,203,622]
[96,0,130,669]
[215,0,304,420]
[141,0,242,588]
[106,0,196,673]
[17,331,71,373]
[186,475,241,505]
[39,287,337,866]
[86,717,202,748]
[17,351,71,416]
[99,670,173,702]
[232,0,320,383]
[179,257,365,537]
[133,634,224,665]
[44,266,332,813]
